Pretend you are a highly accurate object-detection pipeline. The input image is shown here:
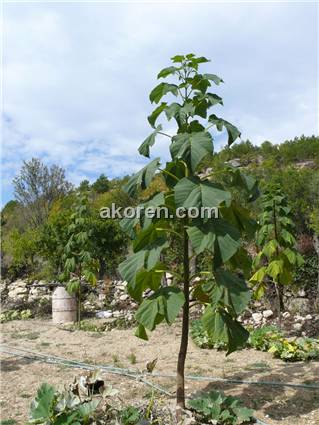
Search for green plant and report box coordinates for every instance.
[60,191,98,324]
[0,309,32,323]
[0,420,18,425]
[188,391,254,424]
[250,184,304,324]
[118,54,257,415]
[248,326,319,361]
[27,383,99,425]
[119,406,141,425]
[127,352,137,365]
[190,319,227,349]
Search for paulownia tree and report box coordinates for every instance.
[250,184,304,325]
[118,54,257,416]
[61,191,98,324]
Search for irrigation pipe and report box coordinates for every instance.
[0,345,172,396]
[1,344,319,391]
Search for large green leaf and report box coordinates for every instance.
[187,219,240,265]
[138,125,162,158]
[157,66,179,79]
[30,383,55,419]
[203,73,224,85]
[123,158,160,196]
[118,251,145,287]
[174,177,231,210]
[220,203,257,239]
[165,102,195,126]
[163,161,186,188]
[228,168,259,202]
[130,266,164,301]
[149,83,178,104]
[202,269,251,315]
[135,287,185,332]
[208,114,241,145]
[148,103,167,128]
[202,306,249,354]
[170,132,213,171]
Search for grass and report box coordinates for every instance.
[20,393,31,399]
[11,332,40,340]
[38,342,50,347]
[1,420,18,425]
[112,354,123,367]
[127,352,137,365]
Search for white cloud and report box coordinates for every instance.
[2,1,318,204]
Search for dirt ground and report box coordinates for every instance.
[1,318,319,425]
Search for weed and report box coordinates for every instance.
[0,420,17,425]
[127,352,137,365]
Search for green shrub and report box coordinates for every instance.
[191,321,319,362]
[119,406,141,425]
[0,309,32,323]
[188,391,254,424]
[190,319,227,350]
[249,326,319,361]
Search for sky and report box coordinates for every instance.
[1,0,318,205]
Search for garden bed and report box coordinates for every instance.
[1,318,319,425]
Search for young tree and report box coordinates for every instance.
[250,184,304,325]
[61,192,98,324]
[119,54,256,416]
[13,158,73,227]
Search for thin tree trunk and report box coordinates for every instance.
[313,234,319,310]
[176,226,190,418]
[78,284,81,326]
[274,282,282,328]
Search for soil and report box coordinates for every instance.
[1,318,319,425]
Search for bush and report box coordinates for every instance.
[188,391,254,424]
[0,309,32,323]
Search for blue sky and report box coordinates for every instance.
[2,1,318,205]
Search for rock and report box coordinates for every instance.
[119,294,129,301]
[96,310,113,319]
[262,310,273,319]
[295,315,305,322]
[252,312,263,323]
[305,314,312,321]
[287,298,311,314]
[282,311,291,319]
[297,289,306,297]
[112,310,121,318]
[293,323,303,331]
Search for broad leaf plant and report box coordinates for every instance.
[119,54,257,415]
[61,191,98,324]
[250,184,303,324]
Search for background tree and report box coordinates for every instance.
[2,228,40,279]
[119,54,257,416]
[92,174,110,193]
[250,184,304,325]
[13,158,73,227]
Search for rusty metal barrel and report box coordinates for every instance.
[52,286,77,324]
